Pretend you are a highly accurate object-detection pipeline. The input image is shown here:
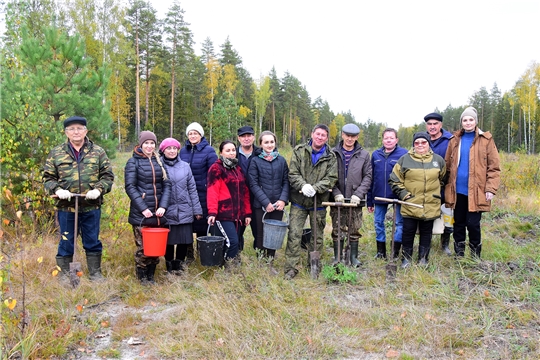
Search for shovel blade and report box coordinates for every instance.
[310,251,320,279]
[69,261,82,288]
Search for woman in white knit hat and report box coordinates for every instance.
[444,107,501,258]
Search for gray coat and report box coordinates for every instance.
[162,156,202,225]
[331,141,372,203]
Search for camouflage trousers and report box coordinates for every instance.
[284,205,327,273]
[132,225,160,268]
[330,206,363,243]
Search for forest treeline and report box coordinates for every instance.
[1,0,540,204]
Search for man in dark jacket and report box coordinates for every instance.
[425,112,454,255]
[43,116,114,281]
[236,125,261,251]
[331,124,372,266]
[284,124,338,280]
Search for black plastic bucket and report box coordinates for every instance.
[197,235,224,266]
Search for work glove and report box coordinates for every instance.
[55,189,72,201]
[85,189,101,200]
[485,192,494,201]
[301,184,316,197]
[350,195,361,205]
[334,194,345,203]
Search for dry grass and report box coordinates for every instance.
[1,152,540,359]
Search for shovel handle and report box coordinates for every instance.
[51,193,86,198]
[321,201,358,207]
[374,196,423,208]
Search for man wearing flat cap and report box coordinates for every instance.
[236,125,261,251]
[330,123,372,266]
[43,116,114,281]
[424,112,454,255]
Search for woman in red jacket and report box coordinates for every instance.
[207,141,252,262]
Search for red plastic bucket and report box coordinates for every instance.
[141,227,169,256]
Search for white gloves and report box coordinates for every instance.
[55,189,72,201]
[301,184,316,197]
[334,194,345,203]
[350,195,361,205]
[86,189,101,200]
[485,192,494,201]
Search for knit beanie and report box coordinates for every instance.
[139,131,157,147]
[412,132,431,146]
[159,137,181,152]
[186,122,204,137]
[460,107,478,124]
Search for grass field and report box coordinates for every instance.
[1,151,539,359]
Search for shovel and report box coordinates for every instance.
[374,197,423,282]
[53,193,83,288]
[309,194,320,279]
[321,201,358,269]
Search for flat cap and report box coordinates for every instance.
[424,112,443,122]
[342,123,360,135]
[237,126,255,136]
[64,116,87,128]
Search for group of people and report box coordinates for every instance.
[44,105,500,284]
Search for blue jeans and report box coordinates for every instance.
[57,209,103,256]
[215,221,240,260]
[374,203,403,243]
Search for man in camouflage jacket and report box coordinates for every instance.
[284,124,338,280]
[43,116,114,281]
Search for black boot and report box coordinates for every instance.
[186,243,195,265]
[454,241,465,257]
[136,266,148,284]
[375,241,387,259]
[332,240,344,265]
[393,242,402,260]
[350,241,361,267]
[86,252,104,281]
[401,246,413,269]
[56,255,72,279]
[441,233,452,256]
[470,243,482,259]
[165,261,173,274]
[146,264,157,284]
[418,246,430,266]
[172,260,184,275]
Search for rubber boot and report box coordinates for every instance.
[56,255,72,280]
[418,246,430,266]
[441,233,452,256]
[401,246,413,269]
[350,241,361,267]
[146,264,157,284]
[393,242,402,260]
[185,243,195,265]
[86,252,104,281]
[454,241,465,257]
[172,260,184,275]
[165,261,173,274]
[332,240,344,265]
[136,266,148,284]
[375,241,387,260]
[470,243,482,259]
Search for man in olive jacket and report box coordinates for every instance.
[331,124,372,266]
[43,116,114,281]
[284,124,338,280]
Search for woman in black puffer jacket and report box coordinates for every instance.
[125,131,171,284]
[248,131,289,268]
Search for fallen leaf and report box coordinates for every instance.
[139,351,145,356]
[16,210,22,220]
[306,336,312,345]
[484,290,490,297]
[76,305,83,313]
[37,256,43,263]
[4,189,13,201]
[506,324,515,329]
[61,235,68,240]
[84,299,89,305]
[101,321,109,328]
[425,313,436,321]
[386,349,399,358]
[151,301,157,307]
[458,350,464,355]
[77,271,84,277]
[2,219,10,226]
[25,202,30,209]
[52,269,59,277]
[400,311,407,318]
[393,325,401,331]
[77,348,85,352]
[216,338,225,346]
[4,298,17,310]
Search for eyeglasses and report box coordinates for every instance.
[65,127,86,132]
[414,140,428,145]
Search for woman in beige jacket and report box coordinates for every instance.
[444,107,501,258]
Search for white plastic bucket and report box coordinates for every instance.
[441,204,454,227]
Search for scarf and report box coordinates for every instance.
[259,150,279,162]
[220,156,239,169]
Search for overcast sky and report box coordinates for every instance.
[152,0,539,129]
